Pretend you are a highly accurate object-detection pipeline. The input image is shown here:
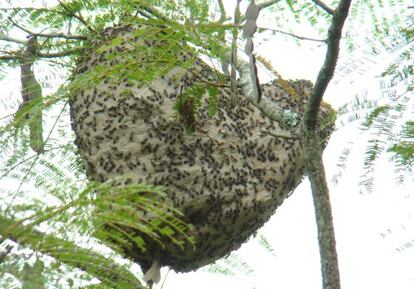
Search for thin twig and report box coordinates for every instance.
[312,0,335,15]
[7,17,34,35]
[258,26,326,43]
[57,0,95,33]
[136,4,170,23]
[7,17,87,40]
[0,47,83,61]
[38,48,84,58]
[5,102,69,216]
[0,147,63,180]
[185,23,325,43]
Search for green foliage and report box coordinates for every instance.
[361,105,391,130]
[330,1,414,191]
[207,86,219,117]
[173,82,220,133]
[0,1,232,286]
[0,0,412,287]
[204,252,255,277]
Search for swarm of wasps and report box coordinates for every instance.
[69,21,335,285]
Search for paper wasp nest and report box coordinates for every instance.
[69,24,334,274]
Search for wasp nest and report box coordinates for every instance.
[69,24,334,276]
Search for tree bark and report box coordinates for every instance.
[301,1,353,289]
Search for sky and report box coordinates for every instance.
[0,1,414,289]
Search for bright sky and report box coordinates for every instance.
[1,1,413,289]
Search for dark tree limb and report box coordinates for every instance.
[312,0,335,15]
[301,1,353,289]
[305,0,352,130]
[0,215,145,289]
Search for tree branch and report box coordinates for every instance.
[257,0,280,11]
[7,17,87,40]
[230,0,241,107]
[57,0,95,34]
[0,48,84,61]
[0,34,26,44]
[305,0,352,130]
[38,48,84,58]
[257,26,326,42]
[301,1,353,289]
[304,137,338,288]
[0,53,19,61]
[0,215,144,289]
[235,57,301,127]
[240,0,281,23]
[217,0,226,21]
[312,0,335,15]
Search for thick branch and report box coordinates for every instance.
[303,135,338,289]
[0,215,144,289]
[257,0,280,10]
[235,57,300,127]
[0,34,26,44]
[301,1,353,289]
[312,0,335,15]
[305,0,352,130]
[0,53,19,61]
[217,0,226,21]
[240,0,281,22]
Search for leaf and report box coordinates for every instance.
[207,86,218,117]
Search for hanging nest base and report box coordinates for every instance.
[69,23,334,274]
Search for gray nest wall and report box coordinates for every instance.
[69,24,334,273]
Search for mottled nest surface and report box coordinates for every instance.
[69,24,334,273]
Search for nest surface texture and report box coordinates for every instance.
[69,23,334,273]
